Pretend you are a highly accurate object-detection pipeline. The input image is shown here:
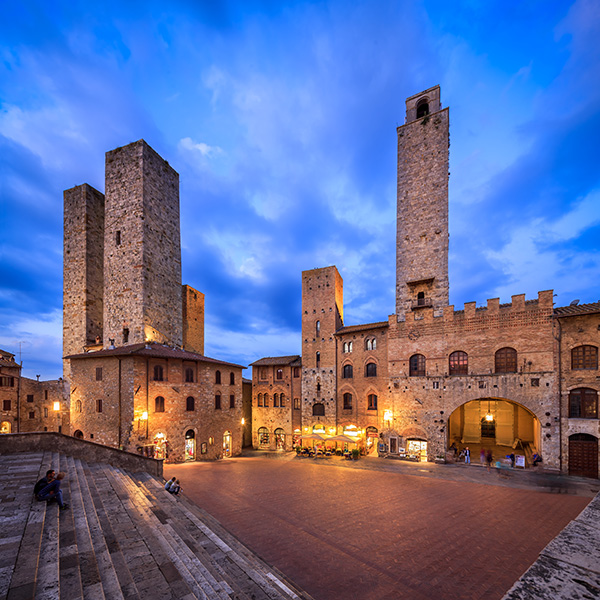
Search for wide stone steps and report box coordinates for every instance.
[0,452,310,600]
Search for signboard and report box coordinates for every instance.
[515,455,525,468]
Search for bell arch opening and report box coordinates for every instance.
[447,398,541,466]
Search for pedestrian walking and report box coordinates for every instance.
[486,450,493,472]
[464,447,470,465]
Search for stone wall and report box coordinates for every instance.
[182,285,205,354]
[0,432,162,477]
[396,85,449,317]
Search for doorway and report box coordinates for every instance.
[569,434,598,478]
[223,431,232,457]
[274,428,285,450]
[185,429,195,461]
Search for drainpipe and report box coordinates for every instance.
[118,359,122,449]
[145,358,149,440]
[16,363,21,433]
[555,316,563,473]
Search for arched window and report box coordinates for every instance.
[186,396,195,411]
[342,364,353,379]
[371,338,376,350]
[215,394,221,410]
[257,393,263,407]
[75,400,82,413]
[264,394,269,407]
[215,370,221,384]
[316,352,320,367]
[367,394,378,410]
[258,427,269,446]
[273,393,279,407]
[312,403,325,416]
[276,369,283,380]
[343,342,348,353]
[572,346,598,370]
[153,365,164,381]
[409,354,425,376]
[366,338,377,351]
[569,388,598,419]
[185,368,194,383]
[316,382,321,392]
[343,393,352,410]
[280,393,285,407]
[230,372,235,385]
[416,99,429,119]
[365,362,377,377]
[155,396,165,412]
[495,348,517,373]
[449,351,468,375]
[316,320,321,336]
[73,429,83,439]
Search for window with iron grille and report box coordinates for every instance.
[449,351,468,375]
[571,346,598,370]
[409,354,425,376]
[569,388,598,419]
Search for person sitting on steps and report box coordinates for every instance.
[37,472,69,510]
[164,476,176,492]
[34,469,55,499]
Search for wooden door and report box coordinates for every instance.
[569,434,598,478]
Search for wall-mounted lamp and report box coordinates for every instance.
[53,402,61,412]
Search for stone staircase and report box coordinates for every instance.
[0,452,311,600]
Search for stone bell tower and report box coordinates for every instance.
[396,85,449,318]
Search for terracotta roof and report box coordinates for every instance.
[335,321,388,335]
[0,359,20,369]
[65,342,246,369]
[554,302,600,317]
[250,355,301,366]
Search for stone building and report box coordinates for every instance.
[63,140,244,461]
[251,86,599,478]
[0,349,69,435]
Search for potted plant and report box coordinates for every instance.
[351,448,360,460]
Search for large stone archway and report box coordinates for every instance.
[448,398,542,464]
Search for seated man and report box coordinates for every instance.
[34,469,55,498]
[164,476,176,492]
[168,480,182,495]
[37,472,69,510]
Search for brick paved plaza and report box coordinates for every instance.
[167,456,591,600]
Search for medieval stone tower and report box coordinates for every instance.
[301,266,343,430]
[103,141,182,348]
[396,85,449,317]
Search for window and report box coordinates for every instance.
[96,399,103,413]
[293,367,300,378]
[215,394,221,410]
[2,400,11,411]
[294,398,300,410]
[26,394,34,403]
[366,338,376,351]
[495,348,517,373]
[280,393,285,407]
[417,291,426,306]
[75,400,82,413]
[44,408,48,418]
[572,346,598,370]
[230,372,235,385]
[273,393,279,407]
[258,393,263,407]
[449,351,468,375]
[316,382,321,393]
[186,396,195,411]
[0,377,15,387]
[365,363,377,377]
[155,396,164,412]
[229,395,235,409]
[316,320,321,336]
[260,368,267,380]
[343,364,353,379]
[343,341,353,353]
[569,388,598,419]
[409,354,426,377]
[264,393,269,407]
[316,352,320,367]
[215,370,221,384]
[185,368,194,383]
[276,369,283,380]
[29,411,35,419]
[258,427,269,446]
[367,394,378,410]
[343,393,352,410]
[122,328,129,343]
[312,403,325,416]
[116,230,121,245]
[153,365,164,381]
[416,99,429,119]
[96,367,103,381]
[44,390,48,400]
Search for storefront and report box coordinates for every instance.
[185,429,195,461]
[407,438,428,462]
[366,426,378,453]
[292,428,301,448]
[223,431,232,457]
[153,433,168,460]
[1,421,11,434]
[258,426,270,448]
[274,428,285,450]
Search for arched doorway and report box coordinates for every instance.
[366,426,378,454]
[73,430,84,439]
[185,429,195,461]
[448,398,541,465]
[153,433,168,460]
[258,427,269,448]
[0,421,11,434]
[223,431,232,457]
[274,428,285,450]
[569,434,598,478]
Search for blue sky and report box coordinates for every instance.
[1,0,599,380]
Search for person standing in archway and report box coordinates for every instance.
[464,447,470,465]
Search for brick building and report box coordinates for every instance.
[63,140,245,462]
[251,86,599,478]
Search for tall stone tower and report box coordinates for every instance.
[301,266,343,431]
[396,85,449,317]
[63,183,105,362]
[103,140,182,348]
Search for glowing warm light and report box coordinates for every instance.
[383,410,393,421]
[141,411,148,420]
[344,425,359,437]
[485,413,494,422]
[313,426,326,434]
[329,427,335,434]
[241,418,245,425]
[53,402,60,411]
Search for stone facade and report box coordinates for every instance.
[251,86,599,477]
[182,285,205,354]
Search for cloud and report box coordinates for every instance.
[179,136,223,158]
